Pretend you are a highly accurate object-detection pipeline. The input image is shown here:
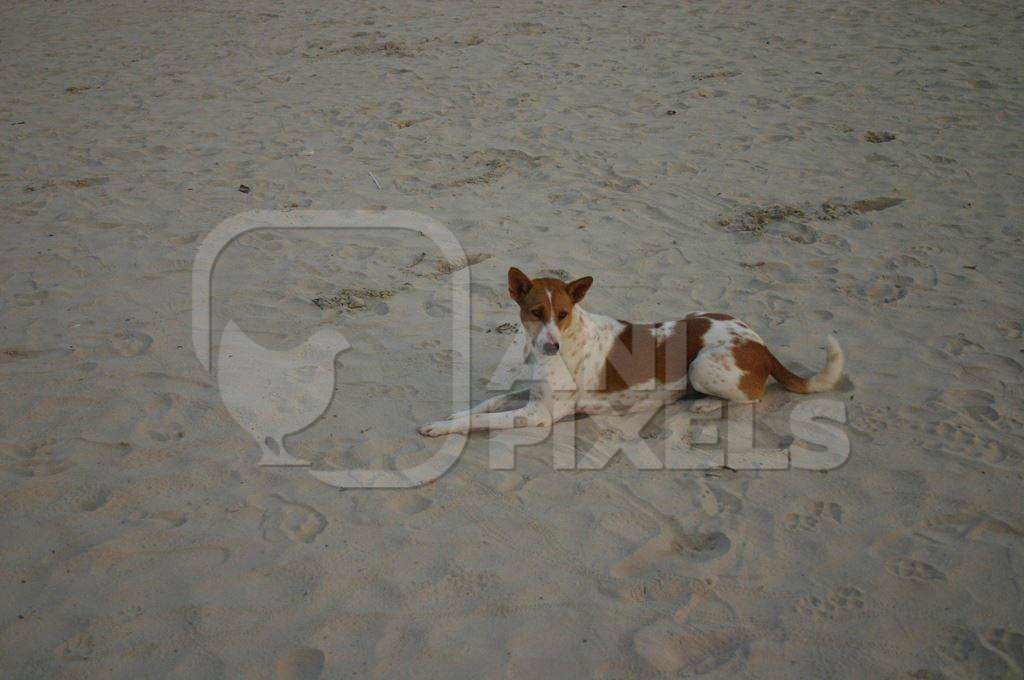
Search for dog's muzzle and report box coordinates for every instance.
[541,342,560,356]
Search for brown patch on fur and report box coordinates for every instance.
[601,316,712,392]
[731,340,771,400]
[508,267,532,302]
[766,350,813,394]
[509,268,593,335]
[519,278,576,331]
[733,340,817,396]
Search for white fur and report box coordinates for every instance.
[688,347,748,402]
[805,335,844,393]
[651,320,676,342]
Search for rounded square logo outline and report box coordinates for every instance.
[192,209,470,488]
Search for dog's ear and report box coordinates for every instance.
[566,276,593,303]
[508,267,532,302]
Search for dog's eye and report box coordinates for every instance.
[557,311,568,320]
[532,309,544,319]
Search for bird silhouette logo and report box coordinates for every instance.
[217,320,350,466]
[193,210,470,486]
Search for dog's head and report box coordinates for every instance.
[508,267,593,356]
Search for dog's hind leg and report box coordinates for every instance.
[688,347,767,403]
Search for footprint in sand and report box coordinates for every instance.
[633,622,749,675]
[915,512,1024,551]
[598,575,709,605]
[605,488,731,578]
[784,501,843,533]
[979,628,1024,677]
[0,438,71,477]
[424,295,451,318]
[940,632,977,663]
[384,492,432,516]
[785,512,820,532]
[74,488,110,512]
[419,571,498,606]
[995,320,1022,339]
[55,632,94,661]
[699,483,742,516]
[872,511,1024,572]
[610,528,730,578]
[932,627,1024,677]
[938,388,1000,423]
[954,352,1023,386]
[109,329,153,357]
[796,586,864,619]
[276,647,325,679]
[886,558,946,582]
[140,393,187,443]
[931,421,1019,468]
[247,494,327,544]
[841,273,912,304]
[927,333,983,356]
[848,405,892,433]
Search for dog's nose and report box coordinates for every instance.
[542,342,560,355]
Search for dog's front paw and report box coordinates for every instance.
[418,420,456,437]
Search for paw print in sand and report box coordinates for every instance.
[886,558,946,582]
[784,501,842,532]
[797,586,864,619]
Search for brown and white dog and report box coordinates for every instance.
[418,267,844,437]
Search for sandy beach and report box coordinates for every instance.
[2,0,1023,677]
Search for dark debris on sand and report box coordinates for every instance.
[312,288,395,311]
[863,131,896,143]
[718,197,905,232]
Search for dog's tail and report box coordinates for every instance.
[768,335,844,394]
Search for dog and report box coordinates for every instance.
[418,267,844,437]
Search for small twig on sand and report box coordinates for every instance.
[368,171,382,191]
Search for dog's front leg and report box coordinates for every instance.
[444,388,531,421]
[418,401,552,437]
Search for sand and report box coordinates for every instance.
[2,0,1023,677]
